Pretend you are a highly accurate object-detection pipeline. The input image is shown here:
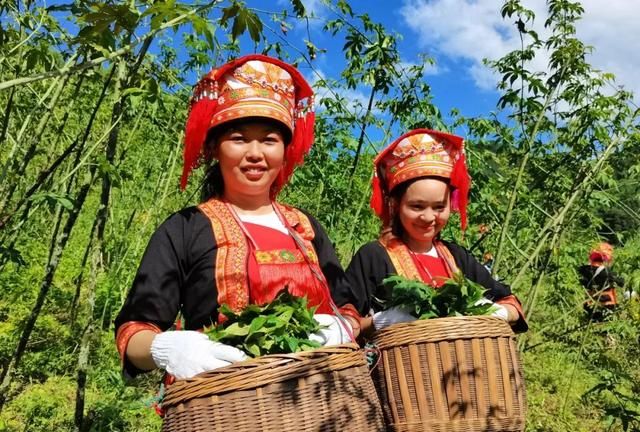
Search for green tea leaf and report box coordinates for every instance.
[205,288,322,358]
[383,271,495,320]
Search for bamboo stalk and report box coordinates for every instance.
[0,72,72,210]
[0,87,15,145]
[0,168,97,411]
[0,78,131,406]
[0,65,115,230]
[510,129,629,290]
[0,71,65,188]
[349,85,376,177]
[73,246,99,432]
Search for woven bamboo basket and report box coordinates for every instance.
[161,344,385,432]
[371,316,526,432]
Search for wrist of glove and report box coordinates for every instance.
[309,314,352,347]
[150,330,247,380]
[372,306,415,330]
[474,298,510,321]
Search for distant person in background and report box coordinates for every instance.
[114,55,362,382]
[346,129,527,333]
[578,242,624,320]
[482,251,495,275]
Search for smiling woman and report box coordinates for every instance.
[205,118,287,205]
[395,177,452,253]
[346,129,528,333]
[114,55,363,385]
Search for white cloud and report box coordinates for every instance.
[400,0,640,100]
[307,68,381,116]
[576,1,640,96]
[299,0,327,18]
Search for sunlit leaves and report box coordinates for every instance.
[220,1,263,43]
[74,2,140,54]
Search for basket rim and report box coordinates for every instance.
[372,315,514,348]
[162,343,365,407]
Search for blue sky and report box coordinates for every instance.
[284,1,501,118]
[258,0,640,126]
[48,0,640,140]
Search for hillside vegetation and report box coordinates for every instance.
[1,1,638,430]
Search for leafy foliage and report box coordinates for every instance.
[0,0,638,430]
[383,272,496,319]
[205,290,321,358]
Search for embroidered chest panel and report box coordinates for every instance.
[379,237,460,282]
[198,198,317,312]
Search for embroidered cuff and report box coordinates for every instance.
[115,321,161,364]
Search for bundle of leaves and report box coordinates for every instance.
[204,289,322,358]
[383,271,497,319]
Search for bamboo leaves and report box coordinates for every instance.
[28,192,75,211]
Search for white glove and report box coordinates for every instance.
[372,306,415,330]
[150,331,247,379]
[474,298,510,321]
[309,314,352,346]
[490,303,510,321]
[624,290,638,300]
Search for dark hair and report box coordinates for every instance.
[385,176,451,238]
[200,117,291,201]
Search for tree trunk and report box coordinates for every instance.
[349,85,376,177]
[73,35,153,427]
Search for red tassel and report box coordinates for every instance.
[273,113,313,195]
[290,114,306,168]
[181,95,218,190]
[370,174,385,220]
[450,153,470,230]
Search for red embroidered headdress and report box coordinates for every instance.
[181,54,315,194]
[370,129,471,230]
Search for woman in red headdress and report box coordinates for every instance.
[115,55,362,380]
[346,129,527,333]
[578,242,625,320]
